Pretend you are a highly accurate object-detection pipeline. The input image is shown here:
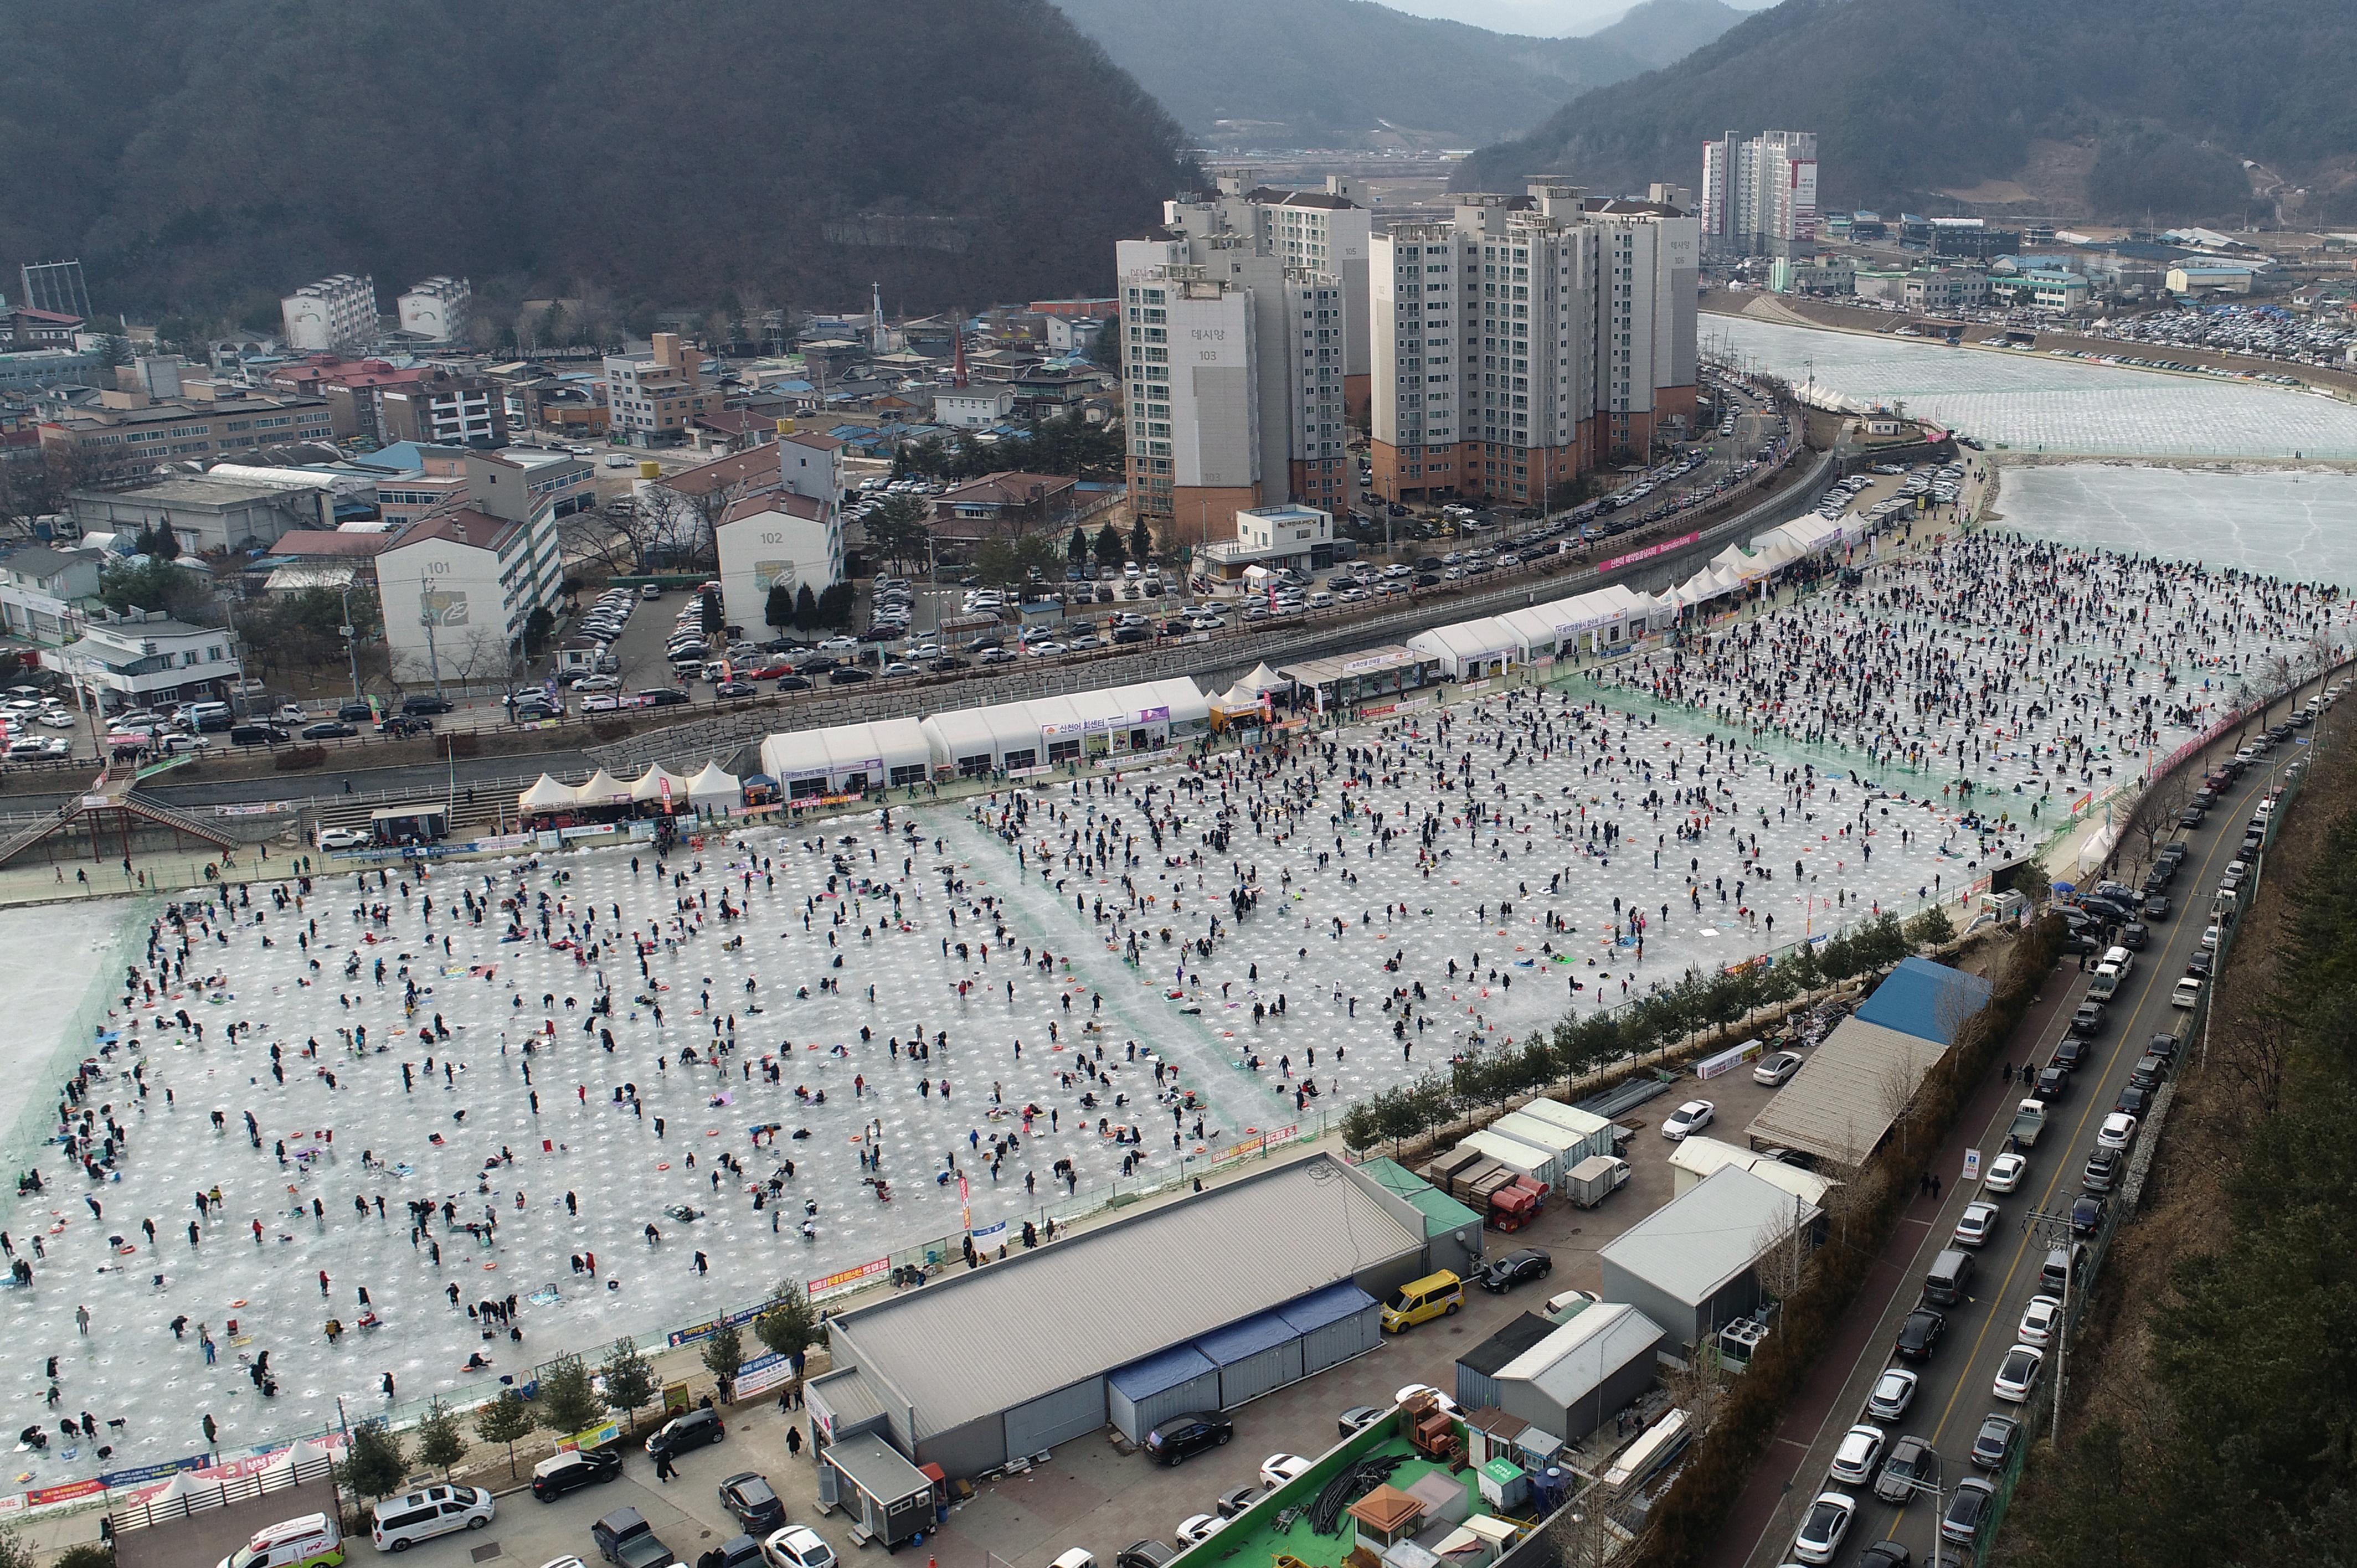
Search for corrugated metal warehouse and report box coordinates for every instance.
[1455,1312,1561,1413]
[1496,1303,1670,1441]
[1598,1166,1821,1350]
[816,1152,1444,1477]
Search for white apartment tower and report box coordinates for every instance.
[1369,180,1699,508]
[397,276,474,343]
[1700,131,1818,258]
[1118,185,1355,538]
[280,273,378,353]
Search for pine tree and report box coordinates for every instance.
[701,1323,745,1402]
[339,1419,408,1499]
[1094,522,1123,569]
[474,1392,536,1478]
[755,1282,819,1366]
[1130,513,1153,564]
[793,584,819,631]
[765,580,795,631]
[535,1353,608,1438]
[602,1336,660,1432]
[415,1396,469,1477]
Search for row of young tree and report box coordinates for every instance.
[338,1283,821,1497]
[1340,909,1944,1153]
[1068,515,1155,571]
[763,580,856,635]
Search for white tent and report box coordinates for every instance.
[575,768,632,807]
[1233,663,1289,697]
[1407,618,1519,679]
[519,773,577,814]
[686,761,742,807]
[761,717,932,794]
[922,703,1044,773]
[630,764,687,804]
[1496,605,1575,661]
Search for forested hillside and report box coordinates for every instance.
[1453,0,2357,223]
[0,0,1193,325]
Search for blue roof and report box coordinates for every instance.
[1194,1310,1297,1365]
[353,441,430,473]
[1108,1343,1216,1399]
[1278,1283,1375,1334]
[1854,956,1993,1046]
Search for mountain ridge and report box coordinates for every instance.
[0,0,1195,323]
[1452,0,2357,224]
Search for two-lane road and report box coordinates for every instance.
[1736,680,2334,1568]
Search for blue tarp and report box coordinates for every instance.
[1278,1283,1376,1335]
[1195,1311,1296,1366]
[1109,1343,1215,1399]
[1855,956,1994,1046]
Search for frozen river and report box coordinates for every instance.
[1,524,2346,1483]
[2000,464,2357,587]
[1712,315,2357,460]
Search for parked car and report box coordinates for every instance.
[531,1446,621,1502]
[1865,1367,1917,1421]
[760,1528,836,1568]
[1830,1423,1886,1484]
[317,827,372,851]
[1258,1454,1312,1489]
[399,695,454,716]
[1792,1492,1855,1565]
[1984,1151,2028,1193]
[1478,1249,1552,1292]
[1660,1100,1715,1140]
[1970,1412,2020,1471]
[1895,1308,1946,1363]
[1953,1201,2001,1248]
[1942,1477,1999,1545]
[1993,1344,2046,1403]
[1874,1435,1935,1504]
[1753,1051,1804,1086]
[1144,1412,1231,1467]
[644,1408,725,1460]
[717,1473,785,1534]
[2019,1294,2063,1347]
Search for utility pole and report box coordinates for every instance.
[339,584,364,699]
[2024,1200,2080,1445]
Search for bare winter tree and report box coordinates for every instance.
[1750,1194,1814,1305]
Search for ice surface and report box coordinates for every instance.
[2001,464,2357,587]
[1712,317,2357,460]
[3,528,2346,1476]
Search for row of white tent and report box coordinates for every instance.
[1405,584,1673,679]
[519,761,743,816]
[1403,504,1872,679]
[758,677,1212,794]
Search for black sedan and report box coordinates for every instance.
[827,667,873,685]
[530,1445,621,1501]
[775,675,814,692]
[715,680,760,699]
[301,721,358,740]
[717,1471,786,1534]
[1895,1308,1946,1363]
[1479,1249,1552,1293]
[2143,894,2172,920]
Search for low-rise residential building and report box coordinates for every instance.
[59,611,241,708]
[0,544,103,644]
[930,471,1081,544]
[378,368,505,447]
[1988,268,2090,312]
[375,501,562,687]
[715,492,841,631]
[1903,267,1991,313]
[1769,255,1857,295]
[280,273,379,353]
[935,385,1018,429]
[604,333,718,446]
[1200,503,1336,581]
[0,347,104,394]
[2,306,84,349]
[40,391,338,484]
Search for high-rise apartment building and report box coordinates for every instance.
[397,276,473,342]
[1118,182,1357,539]
[1368,181,1697,509]
[1699,131,1818,258]
[281,274,379,353]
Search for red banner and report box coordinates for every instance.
[1598,530,1701,575]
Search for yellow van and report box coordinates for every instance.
[1381,1270,1464,1333]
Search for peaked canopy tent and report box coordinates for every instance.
[630,764,688,805]
[1233,663,1289,697]
[686,761,742,808]
[518,774,577,817]
[575,768,633,808]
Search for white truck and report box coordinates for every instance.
[1565,1154,1632,1209]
